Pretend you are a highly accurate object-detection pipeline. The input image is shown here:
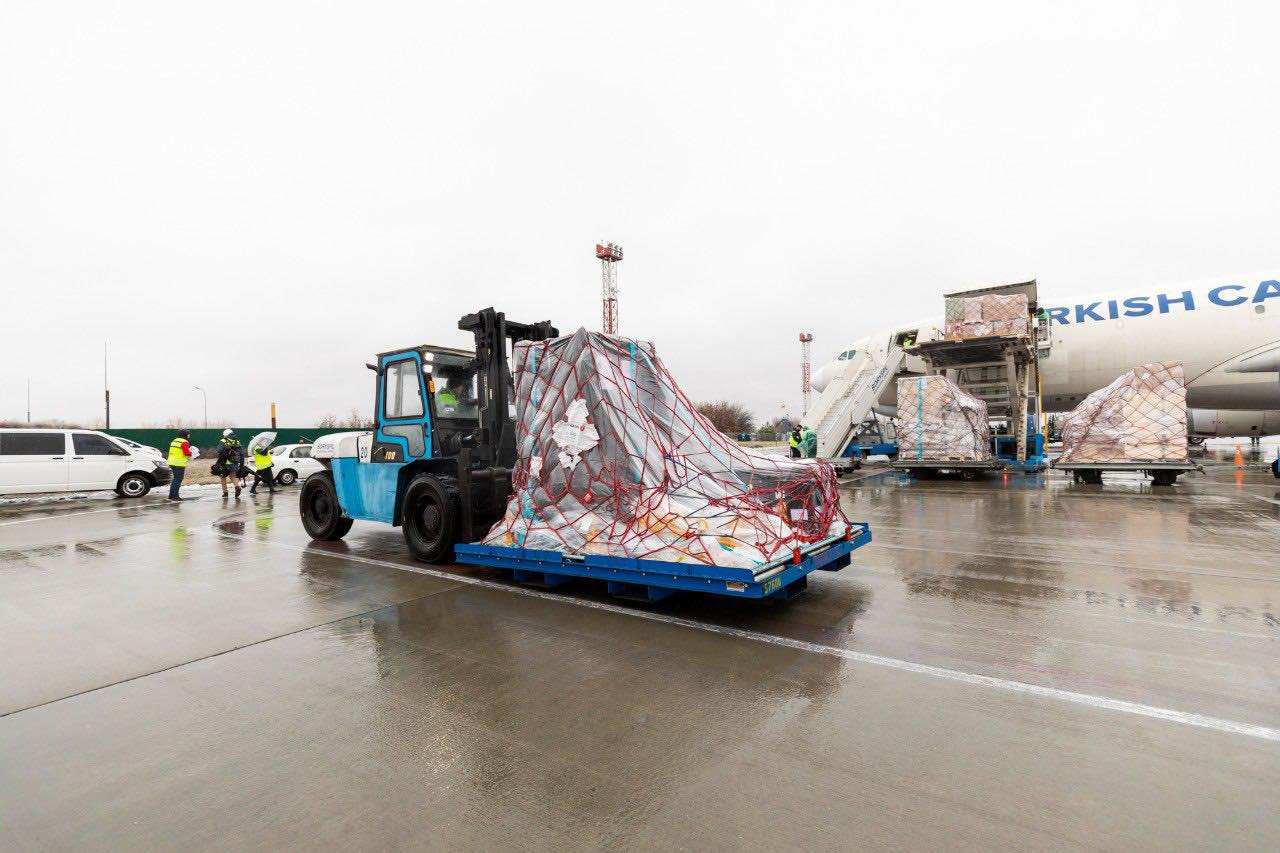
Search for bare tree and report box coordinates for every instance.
[343,408,374,429]
[316,413,340,429]
[695,401,756,435]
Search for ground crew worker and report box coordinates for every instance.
[902,336,915,349]
[216,429,244,498]
[801,425,818,458]
[167,429,192,500]
[788,426,802,458]
[249,440,276,495]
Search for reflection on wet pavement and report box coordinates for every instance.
[0,462,1277,849]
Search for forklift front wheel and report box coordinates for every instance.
[300,474,353,541]
[402,474,460,563]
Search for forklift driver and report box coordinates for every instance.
[434,371,476,416]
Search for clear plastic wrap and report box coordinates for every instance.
[944,293,1031,340]
[1058,362,1189,463]
[896,375,994,461]
[482,328,849,568]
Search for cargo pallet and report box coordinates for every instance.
[1052,460,1200,486]
[892,458,1004,481]
[454,523,872,602]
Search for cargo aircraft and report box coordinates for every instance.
[810,271,1280,450]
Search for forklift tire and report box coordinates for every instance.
[402,474,460,564]
[300,473,353,541]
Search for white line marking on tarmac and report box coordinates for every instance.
[866,540,1280,583]
[216,528,1280,744]
[1251,495,1280,506]
[0,502,180,526]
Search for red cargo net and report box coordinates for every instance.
[482,329,849,568]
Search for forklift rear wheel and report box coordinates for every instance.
[300,474,353,541]
[402,474,460,563]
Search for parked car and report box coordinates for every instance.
[0,429,171,498]
[258,443,323,486]
[112,436,164,459]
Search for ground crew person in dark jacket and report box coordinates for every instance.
[789,427,802,458]
[167,429,193,500]
[249,440,276,495]
[216,430,244,497]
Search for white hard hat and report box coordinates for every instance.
[223,428,233,437]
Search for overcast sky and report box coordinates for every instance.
[2,1,1278,428]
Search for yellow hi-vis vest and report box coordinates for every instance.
[168,437,189,467]
[788,433,799,448]
[252,447,272,469]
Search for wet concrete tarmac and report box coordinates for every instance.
[1,461,1277,850]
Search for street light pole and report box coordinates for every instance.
[195,386,208,429]
[104,341,110,430]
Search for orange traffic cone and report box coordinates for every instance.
[1234,445,1245,467]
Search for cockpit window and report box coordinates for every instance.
[837,349,858,360]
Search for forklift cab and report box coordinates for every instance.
[372,345,484,464]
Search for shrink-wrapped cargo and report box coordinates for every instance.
[944,293,1031,340]
[1058,362,1189,463]
[896,375,994,461]
[482,328,849,569]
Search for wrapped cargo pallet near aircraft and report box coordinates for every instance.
[892,374,1002,480]
[896,375,995,462]
[1053,362,1199,485]
[479,328,851,569]
[453,327,869,600]
[944,293,1032,340]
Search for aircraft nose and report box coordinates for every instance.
[812,362,837,392]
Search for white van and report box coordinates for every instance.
[0,429,172,498]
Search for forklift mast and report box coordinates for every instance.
[456,308,558,469]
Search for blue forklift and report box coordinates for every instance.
[301,307,871,601]
[301,308,559,562]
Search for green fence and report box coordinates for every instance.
[106,428,337,452]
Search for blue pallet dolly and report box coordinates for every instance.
[454,522,872,602]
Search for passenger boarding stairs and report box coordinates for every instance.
[811,345,908,461]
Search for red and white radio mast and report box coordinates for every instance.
[596,241,623,335]
[799,332,813,419]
